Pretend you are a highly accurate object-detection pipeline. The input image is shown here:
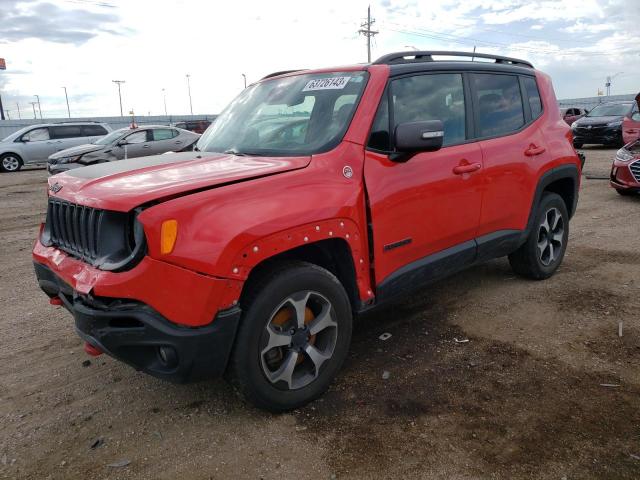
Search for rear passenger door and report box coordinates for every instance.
[49,125,85,151]
[81,124,109,143]
[364,72,484,288]
[472,73,550,241]
[148,128,181,154]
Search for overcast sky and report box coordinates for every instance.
[0,0,638,119]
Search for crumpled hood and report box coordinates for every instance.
[47,151,311,211]
[49,143,105,161]
[574,115,624,126]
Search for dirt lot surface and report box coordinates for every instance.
[1,149,639,480]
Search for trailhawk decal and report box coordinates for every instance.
[302,77,350,91]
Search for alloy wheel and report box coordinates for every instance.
[2,156,20,172]
[537,207,564,266]
[260,290,338,390]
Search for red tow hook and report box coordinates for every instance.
[49,296,63,306]
[84,342,103,357]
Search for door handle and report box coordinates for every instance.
[525,144,546,156]
[142,145,150,148]
[174,141,182,144]
[453,163,481,175]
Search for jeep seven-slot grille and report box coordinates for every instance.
[630,160,640,183]
[46,198,103,262]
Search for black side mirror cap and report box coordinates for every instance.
[391,120,444,162]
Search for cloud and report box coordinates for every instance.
[0,0,126,45]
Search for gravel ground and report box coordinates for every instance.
[1,147,639,480]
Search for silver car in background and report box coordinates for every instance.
[47,125,200,175]
[0,122,111,172]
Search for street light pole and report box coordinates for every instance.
[112,80,125,116]
[34,95,42,118]
[162,88,167,116]
[186,74,193,114]
[16,103,21,119]
[29,102,37,119]
[242,73,247,89]
[62,86,70,118]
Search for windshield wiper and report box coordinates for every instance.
[223,149,260,156]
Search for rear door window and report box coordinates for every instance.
[50,126,82,139]
[152,128,178,141]
[472,74,525,137]
[82,125,108,136]
[522,77,543,119]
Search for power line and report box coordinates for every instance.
[358,5,378,63]
[384,24,634,57]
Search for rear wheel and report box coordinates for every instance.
[228,262,352,412]
[509,192,569,280]
[0,153,23,173]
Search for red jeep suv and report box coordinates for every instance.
[33,51,580,411]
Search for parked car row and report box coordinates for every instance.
[0,120,212,173]
[47,125,200,174]
[0,122,111,172]
[571,101,638,148]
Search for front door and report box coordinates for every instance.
[20,127,58,163]
[119,130,150,159]
[364,72,483,295]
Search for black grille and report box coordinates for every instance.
[46,199,104,262]
[630,160,640,183]
[42,197,146,271]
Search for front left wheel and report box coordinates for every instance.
[0,153,23,173]
[227,262,353,412]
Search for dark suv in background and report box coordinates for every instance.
[172,120,212,134]
[571,101,637,148]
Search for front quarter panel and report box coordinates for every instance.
[137,141,374,302]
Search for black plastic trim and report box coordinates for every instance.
[34,261,241,383]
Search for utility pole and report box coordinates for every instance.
[62,86,70,118]
[242,73,247,89]
[0,93,4,121]
[29,101,38,119]
[5,109,9,120]
[605,72,623,96]
[186,74,193,114]
[16,102,21,119]
[162,88,167,116]
[358,5,378,63]
[34,94,42,118]
[112,80,125,116]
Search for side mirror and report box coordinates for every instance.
[117,140,127,146]
[392,120,444,161]
[632,112,640,122]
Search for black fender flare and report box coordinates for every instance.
[521,163,580,243]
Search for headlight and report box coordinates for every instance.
[615,148,634,162]
[56,155,81,164]
[607,120,623,127]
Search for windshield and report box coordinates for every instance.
[196,71,368,156]
[586,103,632,117]
[93,128,128,145]
[2,125,35,142]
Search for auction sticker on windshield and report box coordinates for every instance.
[303,77,350,91]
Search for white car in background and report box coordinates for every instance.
[0,122,111,172]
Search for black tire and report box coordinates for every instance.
[508,192,569,280]
[616,188,636,196]
[227,261,352,412]
[573,141,583,149]
[0,153,23,173]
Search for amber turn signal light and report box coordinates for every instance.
[160,219,178,254]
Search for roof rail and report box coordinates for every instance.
[261,69,307,80]
[51,120,102,124]
[373,51,533,68]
